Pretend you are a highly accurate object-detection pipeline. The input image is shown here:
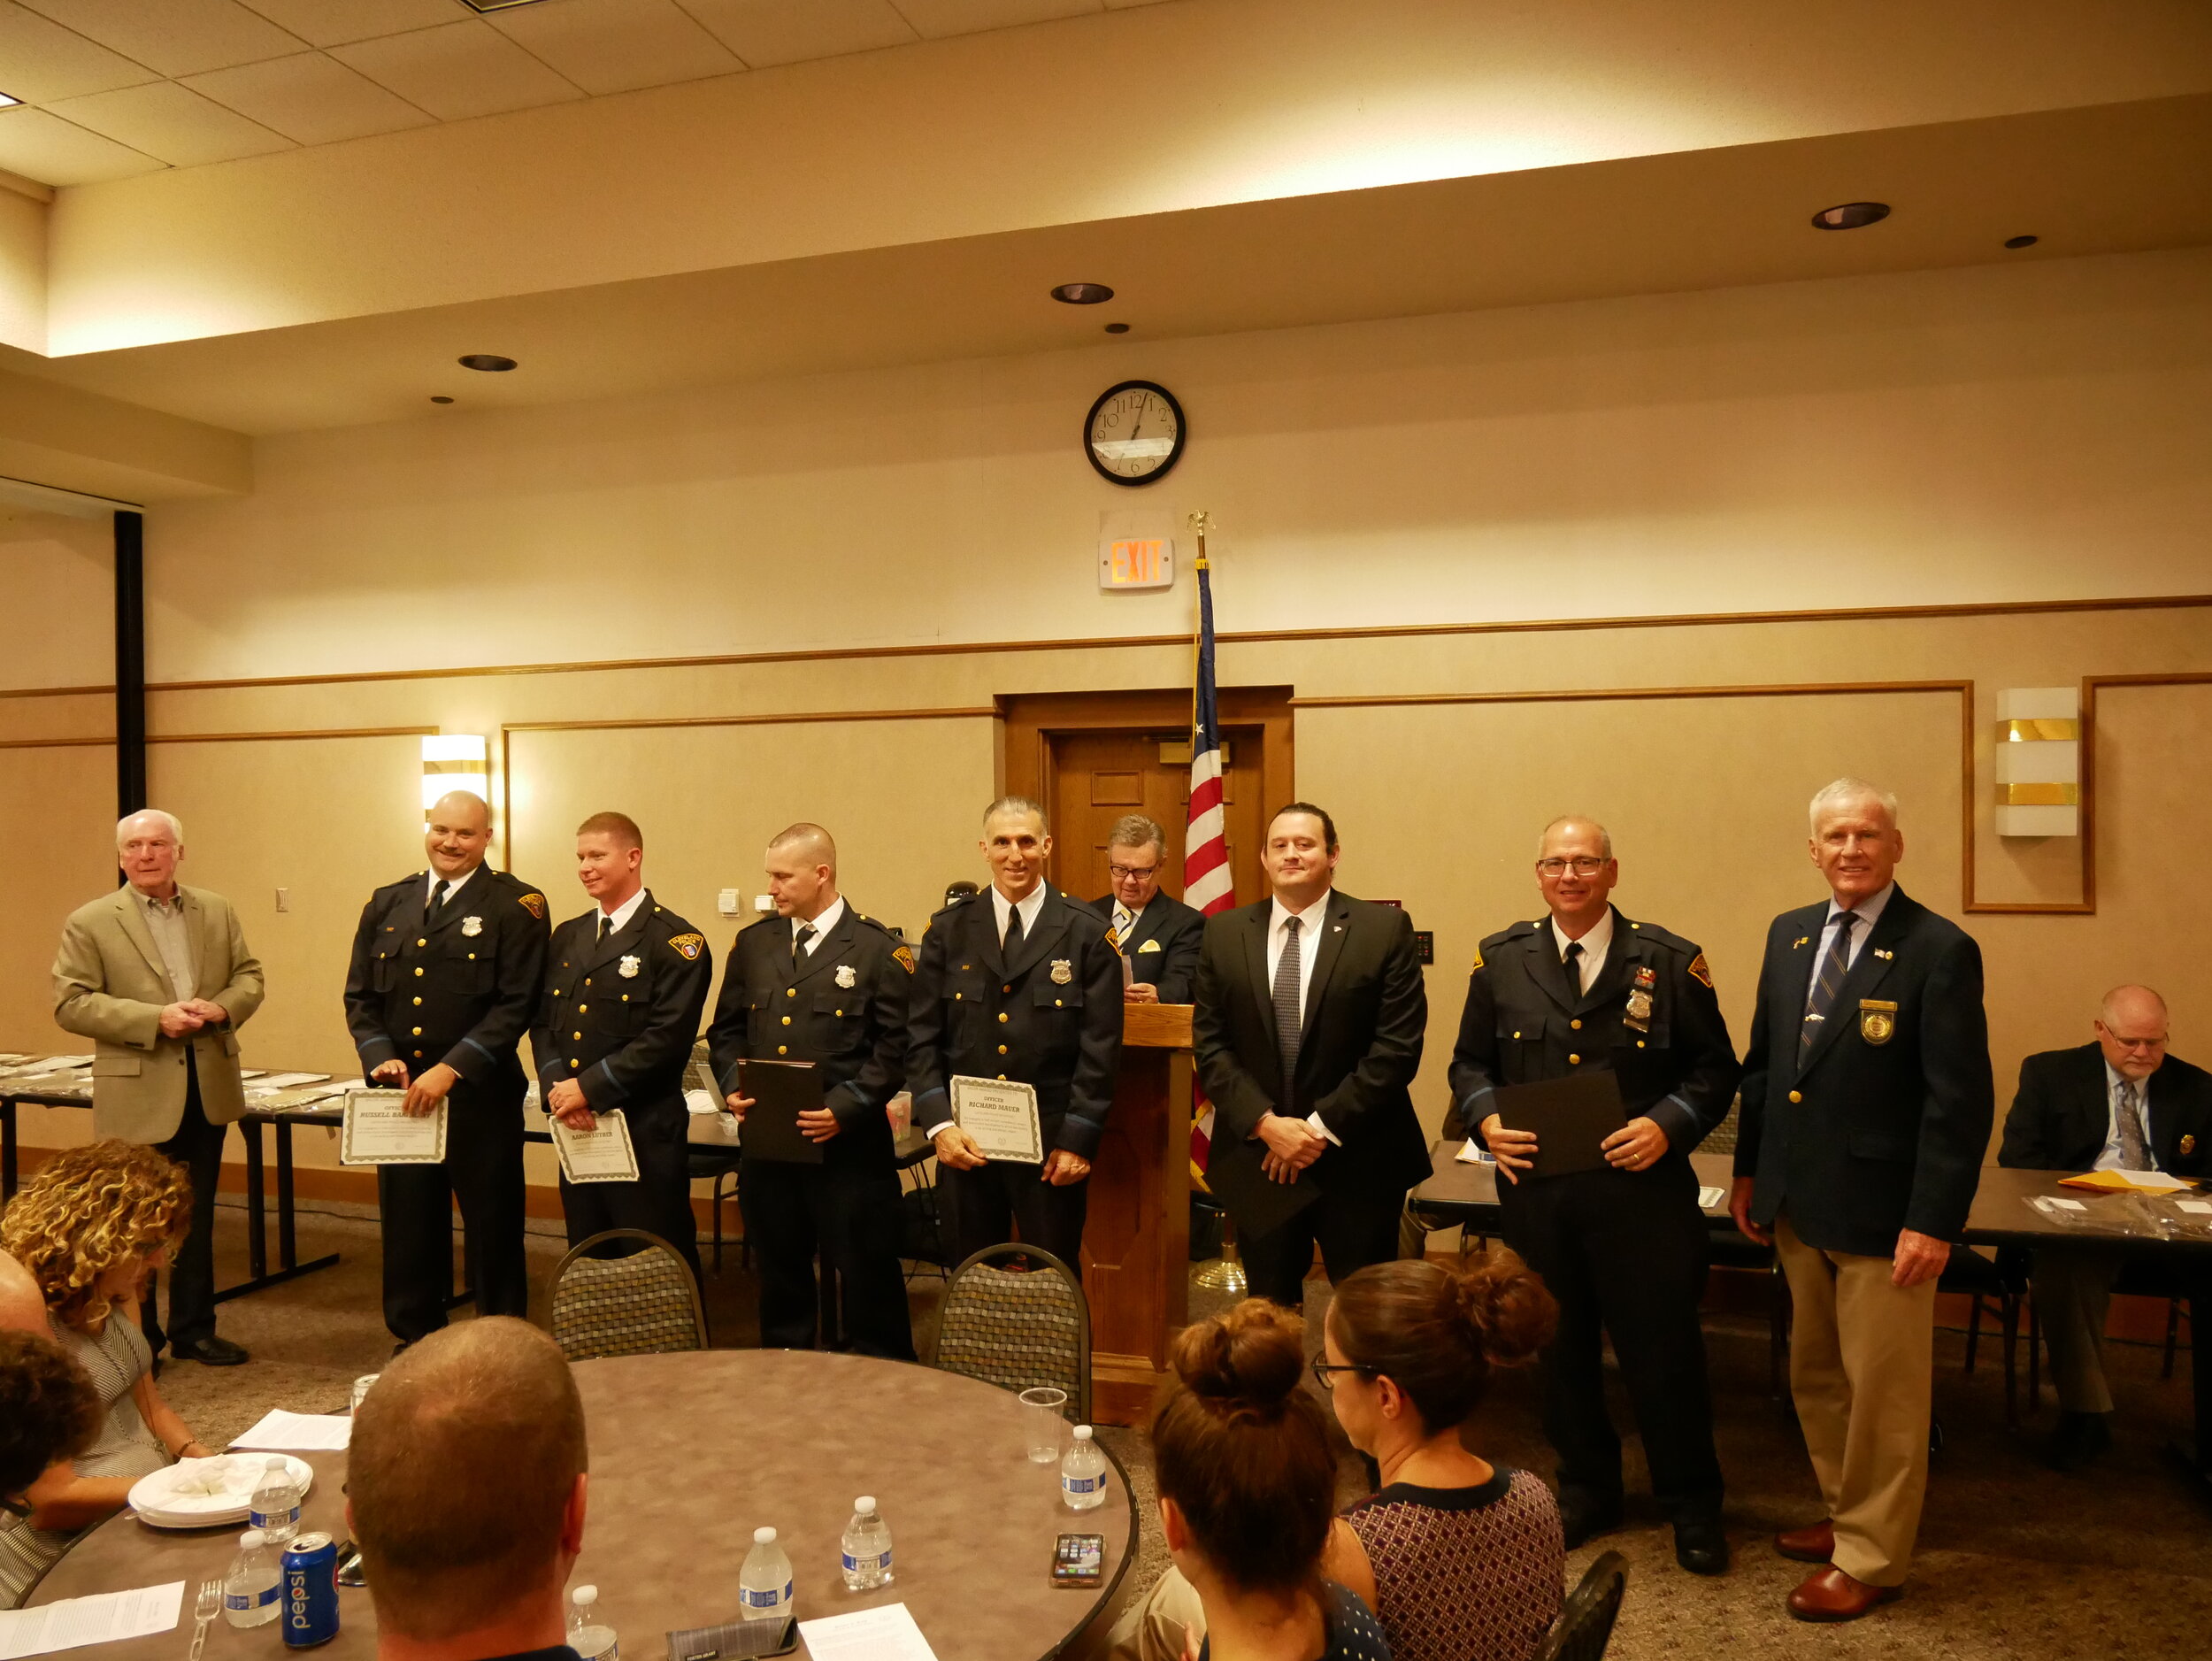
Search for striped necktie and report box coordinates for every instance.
[1273,916,1304,1089]
[2116,1080,2152,1170]
[1801,911,1859,1057]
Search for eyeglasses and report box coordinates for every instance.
[1537,857,1607,878]
[1309,1357,1375,1389]
[1107,864,1160,881]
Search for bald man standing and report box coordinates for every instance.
[2000,985,2212,1470]
[54,810,264,1366]
[344,793,550,1349]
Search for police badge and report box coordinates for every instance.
[1051,959,1073,985]
[1858,998,1898,1044]
[461,916,483,937]
[1624,964,1655,1033]
[619,954,641,979]
[835,964,857,988]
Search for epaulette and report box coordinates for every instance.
[1622,918,1700,957]
[932,892,979,918]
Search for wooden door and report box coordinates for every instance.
[1047,727,1266,908]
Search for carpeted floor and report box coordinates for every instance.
[150,1197,2212,1658]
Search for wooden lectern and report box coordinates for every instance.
[1081,1003,1194,1425]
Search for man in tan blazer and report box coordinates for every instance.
[53,809,265,1365]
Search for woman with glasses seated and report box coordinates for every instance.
[0,1142,211,1608]
[1110,1250,1560,1661]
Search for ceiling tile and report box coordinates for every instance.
[183,51,435,146]
[234,0,459,49]
[15,0,305,77]
[489,0,741,96]
[330,19,586,121]
[674,0,915,68]
[0,105,163,183]
[0,1,157,104]
[887,0,1097,41]
[46,78,293,166]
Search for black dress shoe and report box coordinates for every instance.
[1674,1519,1730,1575]
[170,1335,250,1366]
[1558,1491,1624,1550]
[2044,1411,2113,1473]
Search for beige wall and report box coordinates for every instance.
[5,248,2210,1176]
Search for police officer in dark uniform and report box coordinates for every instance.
[908,796,1123,1269]
[342,790,549,1348]
[1448,815,1740,1577]
[707,822,916,1358]
[531,811,712,1281]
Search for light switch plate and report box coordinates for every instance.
[275,888,289,913]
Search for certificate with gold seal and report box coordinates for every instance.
[551,1109,641,1184]
[340,1088,447,1165]
[950,1075,1044,1165]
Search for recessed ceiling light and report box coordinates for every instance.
[430,396,455,404]
[1810,201,1890,231]
[1051,282,1114,304]
[1103,322,1130,335]
[457,354,517,372]
[2004,234,2039,250]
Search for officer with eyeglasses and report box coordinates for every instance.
[1447,815,1740,1577]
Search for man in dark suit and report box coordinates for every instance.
[1448,815,1740,1575]
[1191,802,1428,1310]
[531,811,713,1281]
[1088,813,1204,1004]
[907,796,1124,1268]
[708,822,916,1358]
[1999,984,2212,1469]
[1732,779,1992,1623]
[343,790,549,1349]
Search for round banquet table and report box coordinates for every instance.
[28,1350,1138,1661]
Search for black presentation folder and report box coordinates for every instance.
[735,1058,826,1165]
[1492,1071,1627,1178]
[1208,1141,1325,1236]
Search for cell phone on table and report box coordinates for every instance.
[664,1612,796,1661]
[1052,1533,1105,1587]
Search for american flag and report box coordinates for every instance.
[1184,515,1233,1173]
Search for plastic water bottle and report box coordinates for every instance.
[222,1529,280,1628]
[566,1585,618,1661]
[841,1497,894,1591]
[739,1526,795,1619]
[249,1457,302,1545]
[1061,1426,1107,1511]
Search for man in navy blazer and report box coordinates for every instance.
[1999,985,2212,1468]
[1087,813,1204,1004]
[1732,779,1992,1623]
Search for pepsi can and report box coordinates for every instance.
[280,1532,341,1649]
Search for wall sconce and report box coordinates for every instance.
[421,734,489,819]
[1994,688,2079,837]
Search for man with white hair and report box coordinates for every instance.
[52,810,265,1365]
[1999,984,2212,1469]
[1732,779,1992,1621]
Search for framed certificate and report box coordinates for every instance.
[340,1088,448,1165]
[551,1109,641,1184]
[950,1074,1043,1165]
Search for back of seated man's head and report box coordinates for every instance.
[348,1319,588,1646]
[0,1328,100,1510]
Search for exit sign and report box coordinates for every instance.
[1099,535,1174,590]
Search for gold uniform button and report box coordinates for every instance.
[621,994,630,1002]
[781,1016,792,1027]
[417,938,426,947]
[577,1004,588,1013]
[411,1027,422,1036]
[997,1044,1009,1055]
[1002,984,1011,994]
[998,1012,1009,1024]
[571,1058,579,1067]
[955,993,963,1001]
[778,1045,787,1056]
[1568,1053,1581,1065]
[411,996,422,1006]
[413,1050,423,1059]
[834,1009,843,1018]
[1637,1040,1647,1049]
[1512,1030,1522,1039]
[584,977,593,987]
[997,1073,1007,1081]
[572,1030,582,1040]
[786,988,795,998]
[1570,1019,1582,1030]
[414,967,425,977]
[1789,1089,1803,1103]
[468,952,477,960]
[1055,999,1064,1007]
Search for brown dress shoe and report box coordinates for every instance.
[1788,1566,1901,1623]
[1775,1519,1834,1563]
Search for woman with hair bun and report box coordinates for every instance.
[1141,1298,1393,1661]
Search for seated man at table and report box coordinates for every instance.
[1998,984,2212,1471]
[349,1318,588,1661]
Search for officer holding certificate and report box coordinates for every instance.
[707,823,917,1358]
[1448,814,1740,1577]
[532,811,713,1280]
[907,796,1123,1268]
[342,791,549,1349]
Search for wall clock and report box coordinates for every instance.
[1084,380,1186,486]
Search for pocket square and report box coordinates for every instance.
[1138,938,1162,952]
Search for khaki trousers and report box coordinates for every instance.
[1100,1566,1204,1661]
[1776,1214,1938,1587]
[2032,1245,2124,1415]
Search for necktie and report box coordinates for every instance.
[1801,911,1859,1057]
[1273,916,1304,1090]
[1113,904,1135,943]
[426,880,449,923]
[2117,1080,2151,1170]
[1002,903,1025,957]
[1563,939,1585,996]
[793,922,817,964]
[597,913,613,943]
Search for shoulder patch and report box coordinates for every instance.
[1470,942,1485,973]
[1688,951,1714,989]
[893,943,916,974]
[516,891,546,919]
[667,932,705,960]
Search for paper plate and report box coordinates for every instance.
[129,1453,315,1531]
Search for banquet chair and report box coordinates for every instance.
[933,1244,1091,1420]
[547,1228,709,1361]
[1532,1550,1629,1661]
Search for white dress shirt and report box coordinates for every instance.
[990,881,1049,946]
[595,886,649,937]
[1817,880,1895,972]
[2093,1059,2157,1173]
[424,865,482,914]
[1265,889,1340,1145]
[1549,908,1615,993]
[1112,894,1149,940]
[794,896,844,955]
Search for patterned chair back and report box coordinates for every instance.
[933,1244,1091,1419]
[1703,1099,1740,1155]
[549,1228,708,1361]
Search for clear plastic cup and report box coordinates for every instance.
[350,1374,380,1413]
[1019,1387,1068,1465]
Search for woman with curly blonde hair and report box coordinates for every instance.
[0,1142,213,1607]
